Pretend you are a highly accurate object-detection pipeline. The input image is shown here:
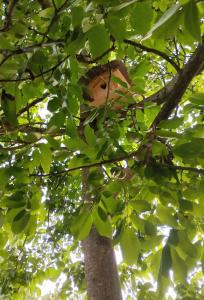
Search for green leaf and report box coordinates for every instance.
[151,140,167,156]
[93,206,112,238]
[66,118,78,138]
[171,248,187,283]
[109,0,139,12]
[111,75,128,88]
[150,249,162,278]
[184,1,201,41]
[159,117,184,129]
[141,235,163,251]
[48,111,66,130]
[144,105,160,128]
[39,144,52,173]
[193,203,204,218]
[130,2,154,35]
[177,230,198,258]
[157,205,178,228]
[71,6,84,28]
[106,180,122,193]
[66,30,85,55]
[189,93,204,106]
[29,50,48,73]
[102,196,119,214]
[144,220,157,236]
[71,208,93,240]
[39,7,55,19]
[11,210,30,234]
[87,25,110,58]
[106,16,126,41]
[179,199,193,212]
[1,95,18,126]
[47,98,62,112]
[0,211,4,228]
[144,3,181,39]
[168,229,179,246]
[67,84,81,115]
[130,60,151,77]
[130,200,151,213]
[174,138,204,158]
[120,227,140,265]
[158,245,172,279]
[84,125,96,146]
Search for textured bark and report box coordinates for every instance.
[82,228,123,300]
[81,168,122,300]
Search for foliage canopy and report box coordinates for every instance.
[0,0,204,299]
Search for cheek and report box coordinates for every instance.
[109,82,119,92]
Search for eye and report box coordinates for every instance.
[100,83,107,89]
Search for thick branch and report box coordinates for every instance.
[152,42,204,127]
[128,41,204,114]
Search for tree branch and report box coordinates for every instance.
[17,93,50,116]
[124,39,181,72]
[0,0,19,32]
[0,40,64,67]
[128,40,204,115]
[0,55,70,82]
[151,41,204,127]
[30,152,204,177]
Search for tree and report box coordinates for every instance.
[0,0,204,299]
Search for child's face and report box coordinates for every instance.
[87,69,130,108]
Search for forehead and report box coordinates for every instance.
[88,69,127,88]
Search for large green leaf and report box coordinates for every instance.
[130,2,153,35]
[189,93,204,106]
[158,245,172,296]
[1,92,18,126]
[184,1,201,41]
[174,138,204,158]
[71,208,93,240]
[71,6,84,28]
[87,25,110,58]
[84,124,97,146]
[144,3,181,39]
[93,206,112,238]
[171,248,187,283]
[11,210,30,234]
[157,205,178,228]
[106,16,126,41]
[159,117,184,129]
[120,227,140,265]
[39,144,52,173]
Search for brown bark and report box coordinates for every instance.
[81,168,123,300]
[82,228,123,300]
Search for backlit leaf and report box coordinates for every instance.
[120,227,140,265]
[184,1,201,41]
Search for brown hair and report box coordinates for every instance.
[80,60,131,86]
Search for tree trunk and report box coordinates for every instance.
[81,168,122,300]
[82,228,123,300]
